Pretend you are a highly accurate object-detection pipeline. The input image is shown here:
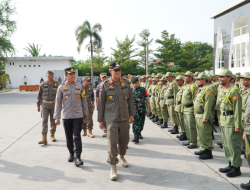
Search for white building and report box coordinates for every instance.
[211,0,250,75]
[5,57,75,88]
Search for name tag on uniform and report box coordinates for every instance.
[77,95,79,97]
[76,86,79,88]
[65,95,68,99]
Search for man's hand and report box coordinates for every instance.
[202,119,208,124]
[129,116,134,124]
[146,109,150,115]
[243,132,246,141]
[173,103,176,109]
[83,116,88,123]
[234,128,241,133]
[55,119,60,125]
[161,105,165,108]
[92,105,95,111]
[37,107,40,112]
[99,122,104,130]
[157,101,159,104]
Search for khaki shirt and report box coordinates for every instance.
[164,80,178,105]
[98,78,136,122]
[181,82,198,112]
[54,81,88,119]
[37,80,58,107]
[175,85,184,113]
[84,85,94,107]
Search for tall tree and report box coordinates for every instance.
[137,29,154,73]
[200,50,214,71]
[0,0,16,71]
[194,42,213,60]
[111,35,138,63]
[175,41,204,72]
[75,20,102,83]
[154,30,182,73]
[23,43,42,57]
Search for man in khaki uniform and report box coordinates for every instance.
[37,70,58,145]
[153,74,163,125]
[149,78,157,120]
[182,71,199,149]
[98,61,136,181]
[165,72,179,133]
[82,76,95,138]
[159,76,169,128]
[96,73,108,137]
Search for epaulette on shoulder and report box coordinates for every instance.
[101,80,109,87]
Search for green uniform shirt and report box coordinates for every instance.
[175,85,184,113]
[241,87,250,120]
[181,82,199,112]
[194,84,214,120]
[164,80,178,105]
[159,84,168,107]
[215,84,242,129]
[244,95,250,135]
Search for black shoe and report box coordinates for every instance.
[75,157,84,166]
[179,133,188,141]
[134,131,139,144]
[138,131,143,139]
[168,128,174,132]
[187,145,197,149]
[152,116,159,123]
[182,142,190,146]
[149,114,155,120]
[158,119,163,125]
[220,145,223,148]
[240,181,250,190]
[176,134,182,138]
[199,150,213,159]
[219,163,232,173]
[161,122,168,128]
[68,153,75,162]
[217,142,222,146]
[242,150,245,155]
[132,134,137,142]
[194,150,205,155]
[226,167,241,177]
[171,126,179,134]
[212,131,215,140]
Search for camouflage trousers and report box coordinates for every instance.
[132,111,146,134]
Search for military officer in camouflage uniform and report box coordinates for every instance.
[159,76,168,128]
[164,72,179,133]
[216,69,242,177]
[96,73,108,137]
[37,70,58,145]
[182,71,199,149]
[174,76,186,140]
[82,76,95,138]
[98,61,136,181]
[54,67,88,166]
[193,73,214,159]
[131,77,150,143]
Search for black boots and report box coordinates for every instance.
[194,150,205,155]
[199,149,213,159]
[133,131,139,144]
[156,119,163,125]
[171,126,179,134]
[179,132,188,141]
[149,114,155,120]
[75,154,84,166]
[138,131,143,139]
[219,162,233,173]
[161,122,168,128]
[240,181,250,189]
[68,152,75,162]
[226,167,241,177]
[217,142,222,146]
[152,116,159,123]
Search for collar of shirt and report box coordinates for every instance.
[244,86,250,91]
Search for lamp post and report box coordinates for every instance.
[146,32,150,75]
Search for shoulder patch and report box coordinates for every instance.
[206,91,211,95]
[100,87,103,93]
[232,95,238,100]
[194,90,198,94]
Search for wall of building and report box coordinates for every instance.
[5,60,71,88]
[214,2,250,74]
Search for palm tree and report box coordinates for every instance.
[23,43,42,57]
[75,20,102,83]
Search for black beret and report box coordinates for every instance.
[65,67,75,74]
[109,61,123,69]
[132,77,139,84]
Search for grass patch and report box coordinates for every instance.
[0,89,11,92]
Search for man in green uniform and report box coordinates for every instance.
[37,70,58,144]
[98,61,135,181]
[217,69,242,177]
[241,90,250,189]
[193,73,214,159]
[149,78,158,121]
[174,76,186,140]
[153,74,163,124]
[164,72,179,133]
[159,76,169,128]
[146,78,153,117]
[182,71,199,149]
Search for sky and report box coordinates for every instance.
[10,0,237,61]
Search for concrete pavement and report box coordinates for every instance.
[0,90,249,190]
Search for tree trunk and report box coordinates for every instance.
[146,38,149,75]
[90,42,94,85]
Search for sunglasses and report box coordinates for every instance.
[86,80,91,82]
[113,68,121,72]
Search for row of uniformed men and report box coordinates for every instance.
[127,70,250,188]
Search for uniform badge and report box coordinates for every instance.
[55,83,57,86]
[109,85,114,88]
[64,87,68,90]
[76,91,80,93]
[89,88,91,90]
[121,82,125,86]
[44,84,48,87]
[57,88,59,92]
[232,95,238,100]
[100,87,103,93]
[76,86,79,88]
[194,90,198,94]
[206,91,211,95]
[164,90,166,93]
[65,95,68,99]
[109,96,113,99]
[77,95,79,97]
[65,92,68,95]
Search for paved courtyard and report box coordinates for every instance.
[0,90,249,190]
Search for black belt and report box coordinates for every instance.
[149,95,151,97]
[220,111,234,116]
[196,111,204,114]
[243,109,245,113]
[161,98,164,100]
[177,101,181,105]
[167,96,174,99]
[184,104,193,108]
